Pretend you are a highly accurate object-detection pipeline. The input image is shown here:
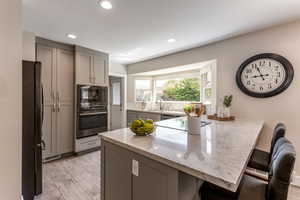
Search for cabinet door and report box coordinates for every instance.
[132,153,178,200]
[75,51,93,84]
[102,141,132,200]
[127,111,138,126]
[145,113,161,122]
[136,112,148,120]
[56,49,74,154]
[36,44,57,159]
[93,54,108,86]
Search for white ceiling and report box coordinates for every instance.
[23,0,300,65]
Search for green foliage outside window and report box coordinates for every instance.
[161,78,200,101]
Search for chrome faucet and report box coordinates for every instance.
[159,99,163,111]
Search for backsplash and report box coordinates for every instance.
[127,102,214,114]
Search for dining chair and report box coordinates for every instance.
[247,123,286,172]
[200,137,296,200]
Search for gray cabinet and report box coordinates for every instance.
[56,49,74,154]
[37,39,74,160]
[93,54,108,85]
[37,44,57,159]
[101,140,178,200]
[127,110,161,126]
[75,46,108,86]
[101,141,132,200]
[127,111,139,126]
[75,51,93,84]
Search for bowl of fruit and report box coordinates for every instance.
[130,119,156,136]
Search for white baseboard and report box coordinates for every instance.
[292,172,300,187]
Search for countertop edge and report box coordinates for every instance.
[231,121,265,191]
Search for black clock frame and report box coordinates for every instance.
[236,53,294,98]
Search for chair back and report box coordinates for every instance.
[269,123,286,162]
[267,138,296,200]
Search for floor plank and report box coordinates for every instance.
[37,150,300,200]
[37,151,100,200]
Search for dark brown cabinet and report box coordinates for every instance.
[101,140,178,200]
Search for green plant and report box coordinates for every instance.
[223,95,233,108]
[161,78,200,101]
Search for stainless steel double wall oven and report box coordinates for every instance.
[77,85,108,139]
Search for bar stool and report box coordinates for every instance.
[200,137,296,200]
[247,123,286,172]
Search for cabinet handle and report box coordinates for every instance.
[57,92,60,112]
[132,159,139,176]
[104,60,106,84]
[52,91,56,112]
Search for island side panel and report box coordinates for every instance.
[101,139,179,200]
[101,140,132,200]
[131,149,179,200]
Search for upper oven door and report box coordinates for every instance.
[78,85,108,111]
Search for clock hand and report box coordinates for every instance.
[255,67,265,81]
[251,74,269,79]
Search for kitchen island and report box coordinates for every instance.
[100,117,264,200]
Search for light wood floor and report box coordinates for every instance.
[37,151,100,200]
[37,150,300,200]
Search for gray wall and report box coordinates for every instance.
[127,20,300,175]
[0,0,22,199]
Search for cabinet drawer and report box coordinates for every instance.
[76,136,100,152]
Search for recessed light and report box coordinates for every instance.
[67,34,77,39]
[99,0,112,9]
[167,38,176,43]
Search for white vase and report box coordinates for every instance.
[217,106,224,118]
[187,116,202,135]
[224,107,231,118]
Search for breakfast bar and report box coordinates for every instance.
[100,118,264,200]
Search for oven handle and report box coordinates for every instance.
[79,112,107,116]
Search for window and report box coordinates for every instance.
[133,62,216,107]
[200,71,212,104]
[135,79,152,102]
[154,77,201,102]
[112,82,121,105]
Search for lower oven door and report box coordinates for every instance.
[77,113,108,139]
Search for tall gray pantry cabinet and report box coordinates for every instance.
[36,38,74,160]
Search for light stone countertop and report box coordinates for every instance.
[100,118,264,192]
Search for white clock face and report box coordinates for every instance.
[241,59,286,93]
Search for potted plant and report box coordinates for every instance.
[223,95,233,117]
[184,103,206,135]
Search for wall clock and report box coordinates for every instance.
[236,53,294,98]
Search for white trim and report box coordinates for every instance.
[134,77,153,102]
[292,173,300,187]
[108,73,128,129]
[109,72,127,78]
